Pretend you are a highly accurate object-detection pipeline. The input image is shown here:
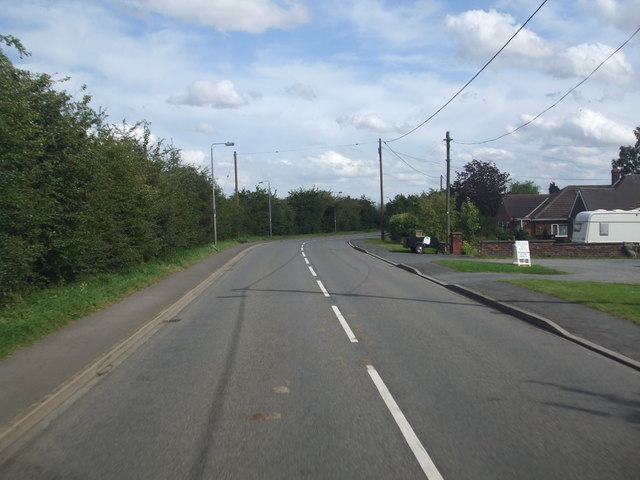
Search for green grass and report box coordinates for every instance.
[364,237,443,254]
[504,279,640,326]
[0,242,233,358]
[434,259,565,275]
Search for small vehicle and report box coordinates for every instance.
[401,234,444,254]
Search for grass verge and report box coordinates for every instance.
[503,279,640,326]
[0,242,233,359]
[434,259,565,275]
[364,237,444,254]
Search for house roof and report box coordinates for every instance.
[577,174,640,211]
[497,174,640,222]
[500,194,548,219]
[529,174,640,221]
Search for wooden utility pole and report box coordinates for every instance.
[378,138,384,241]
[445,131,451,254]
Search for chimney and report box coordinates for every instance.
[611,165,621,185]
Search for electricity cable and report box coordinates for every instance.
[385,0,549,143]
[455,25,640,145]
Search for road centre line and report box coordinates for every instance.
[367,365,444,480]
[316,280,330,297]
[331,306,358,343]
[308,266,317,277]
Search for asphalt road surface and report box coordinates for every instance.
[1,237,638,479]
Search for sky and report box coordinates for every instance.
[2,0,639,202]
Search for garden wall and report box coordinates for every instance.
[478,240,639,258]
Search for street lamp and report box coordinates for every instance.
[258,180,272,237]
[334,191,342,233]
[210,141,234,247]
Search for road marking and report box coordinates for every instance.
[308,266,317,277]
[316,280,330,297]
[331,306,358,343]
[366,365,444,480]
[304,257,309,265]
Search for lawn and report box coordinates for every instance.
[504,279,640,326]
[434,259,565,275]
[364,237,442,254]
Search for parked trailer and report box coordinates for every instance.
[401,235,445,253]
[572,209,640,243]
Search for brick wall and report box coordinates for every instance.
[478,240,638,257]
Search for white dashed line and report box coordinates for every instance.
[367,365,444,480]
[308,266,317,277]
[316,280,330,297]
[331,305,358,343]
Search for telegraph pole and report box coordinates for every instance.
[379,138,384,241]
[445,131,451,254]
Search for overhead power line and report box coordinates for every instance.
[455,25,640,145]
[385,0,549,143]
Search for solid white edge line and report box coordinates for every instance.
[316,280,330,297]
[331,305,358,343]
[308,266,317,277]
[366,365,444,480]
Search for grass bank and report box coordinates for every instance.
[504,279,640,326]
[0,242,236,358]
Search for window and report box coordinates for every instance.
[551,224,568,237]
[599,223,609,236]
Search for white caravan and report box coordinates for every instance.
[572,209,640,243]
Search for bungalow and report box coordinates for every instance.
[495,170,640,240]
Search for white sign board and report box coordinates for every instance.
[513,241,531,267]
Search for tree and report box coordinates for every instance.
[509,180,539,194]
[612,126,640,176]
[452,160,510,217]
[456,198,481,241]
[387,213,420,241]
[548,182,560,194]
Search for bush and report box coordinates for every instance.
[387,213,421,241]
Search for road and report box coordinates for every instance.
[1,237,638,479]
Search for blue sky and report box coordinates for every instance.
[2,0,639,201]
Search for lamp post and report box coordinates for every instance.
[210,141,234,247]
[334,191,342,233]
[258,180,272,237]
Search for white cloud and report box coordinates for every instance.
[558,42,634,82]
[445,8,635,83]
[595,0,640,31]
[305,151,377,179]
[337,113,405,134]
[516,108,634,145]
[445,9,553,63]
[285,82,316,100]
[168,80,247,108]
[137,0,309,33]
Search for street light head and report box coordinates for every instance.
[225,142,235,146]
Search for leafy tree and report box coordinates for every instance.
[548,182,560,194]
[612,126,640,176]
[452,159,510,217]
[509,180,539,194]
[387,213,420,241]
[456,198,481,241]
[416,190,452,240]
[286,187,333,234]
